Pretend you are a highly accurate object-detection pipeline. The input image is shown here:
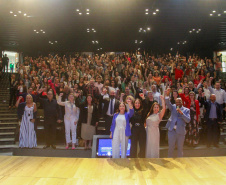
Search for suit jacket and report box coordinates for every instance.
[165,97,191,135]
[100,95,120,116]
[110,108,134,138]
[204,100,222,122]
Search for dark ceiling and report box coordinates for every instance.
[0,0,226,56]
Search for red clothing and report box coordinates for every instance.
[162,76,172,83]
[193,79,200,86]
[174,68,184,80]
[48,79,56,95]
[179,93,200,122]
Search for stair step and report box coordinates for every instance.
[0,127,16,130]
[0,132,14,136]
[0,118,17,121]
[0,145,16,149]
[0,138,14,142]
[0,122,18,126]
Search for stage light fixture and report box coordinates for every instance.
[196,31,199,33]
[210,14,213,16]
[86,12,89,15]
[156,9,159,12]
[18,11,21,13]
[87,31,90,32]
[224,11,226,13]
[55,41,57,43]
[153,12,156,15]
[94,30,96,32]
[213,10,216,13]
[170,48,173,51]
[138,48,140,50]
[24,13,27,16]
[218,14,221,16]
[140,41,143,43]
[147,27,150,30]
[40,30,43,31]
[14,15,17,16]
[143,30,146,32]
[145,9,148,11]
[87,9,89,11]
[189,31,192,33]
[76,9,79,11]
[36,32,39,33]
[34,30,36,31]
[79,12,82,15]
[193,29,195,31]
[10,11,13,14]
[177,42,180,45]
[145,12,148,15]
[43,31,45,33]
[198,29,201,31]
[135,40,137,43]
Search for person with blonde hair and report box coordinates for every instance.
[16,94,37,148]
[58,93,80,149]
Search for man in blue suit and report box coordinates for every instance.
[165,88,191,157]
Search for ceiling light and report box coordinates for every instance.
[76,9,79,11]
[40,30,43,31]
[189,31,192,33]
[147,27,150,30]
[34,30,36,31]
[196,31,199,33]
[153,12,156,15]
[210,14,213,16]
[140,28,142,30]
[140,41,143,43]
[135,40,137,43]
[145,9,148,11]
[198,29,201,31]
[79,12,82,15]
[14,15,17,16]
[177,42,180,45]
[193,29,195,31]
[10,11,13,14]
[156,9,159,12]
[143,30,146,32]
[100,48,102,50]
[224,11,226,13]
[94,30,96,32]
[170,48,173,51]
[55,41,57,43]
[213,10,216,13]
[43,31,45,33]
[18,11,22,13]
[36,32,39,33]
[24,13,27,16]
[92,28,94,30]
[86,12,89,15]
[138,48,140,50]
[218,14,221,16]
[49,41,51,43]
[87,31,90,32]
[87,9,89,11]
[97,49,99,51]
[145,12,148,15]
[139,30,141,32]
[87,28,90,30]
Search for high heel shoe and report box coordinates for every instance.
[65,146,69,149]
[72,147,75,150]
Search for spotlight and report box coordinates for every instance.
[177,42,180,45]
[210,14,213,16]
[213,10,216,13]
[93,30,96,32]
[147,27,150,30]
[153,12,156,15]
[140,41,143,43]
[198,29,201,31]
[170,48,173,51]
[196,31,199,33]
[135,40,137,43]
[224,11,226,13]
[87,9,89,11]
[145,9,148,11]
[76,9,79,11]
[87,31,90,32]
[14,15,17,16]
[145,12,148,15]
[36,32,39,33]
[143,30,146,32]
[92,28,94,30]
[87,28,90,30]
[24,13,27,16]
[86,12,89,15]
[156,9,159,12]
[140,28,142,30]
[49,41,51,43]
[79,12,82,15]
[193,29,195,31]
[189,31,192,33]
[218,14,221,16]
[139,30,141,32]
[55,41,57,43]
[138,48,140,50]
[10,11,13,14]
[40,30,43,32]
[43,31,45,33]
[34,30,36,31]
[18,11,22,13]
[100,48,102,50]
[97,49,99,51]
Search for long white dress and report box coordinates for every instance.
[112,114,128,158]
[19,104,37,148]
[146,113,161,158]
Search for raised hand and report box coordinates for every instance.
[59,93,63,97]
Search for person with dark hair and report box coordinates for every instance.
[16,95,37,148]
[76,94,99,150]
[2,54,9,73]
[9,74,18,109]
[165,88,191,157]
[110,101,134,158]
[38,89,62,149]
[145,95,165,158]
[130,98,146,158]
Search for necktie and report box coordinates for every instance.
[110,99,113,115]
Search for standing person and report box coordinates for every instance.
[9,74,18,109]
[38,90,62,149]
[142,91,157,117]
[165,88,191,157]
[57,93,80,149]
[145,95,166,158]
[110,101,134,158]
[76,95,99,150]
[101,89,119,135]
[180,91,200,146]
[130,98,146,158]
[204,94,222,148]
[2,54,9,73]
[16,95,37,148]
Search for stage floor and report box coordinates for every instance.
[0,156,225,185]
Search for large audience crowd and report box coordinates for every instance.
[1,52,225,158]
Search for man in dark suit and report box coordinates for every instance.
[100,89,119,135]
[204,94,222,148]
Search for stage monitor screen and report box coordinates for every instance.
[97,138,131,157]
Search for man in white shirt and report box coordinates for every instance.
[94,76,103,94]
[197,80,210,100]
[151,85,162,106]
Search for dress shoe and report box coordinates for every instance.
[51,145,56,149]
[43,145,50,149]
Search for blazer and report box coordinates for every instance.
[165,97,191,135]
[204,100,222,122]
[57,96,80,122]
[110,108,134,139]
[76,99,99,126]
[100,95,120,116]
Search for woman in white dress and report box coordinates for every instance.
[57,93,80,149]
[145,95,165,158]
[110,101,134,158]
[16,95,37,148]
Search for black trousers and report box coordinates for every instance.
[9,88,17,106]
[104,115,113,135]
[44,118,57,146]
[206,119,219,146]
[3,62,8,73]
[130,126,146,158]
